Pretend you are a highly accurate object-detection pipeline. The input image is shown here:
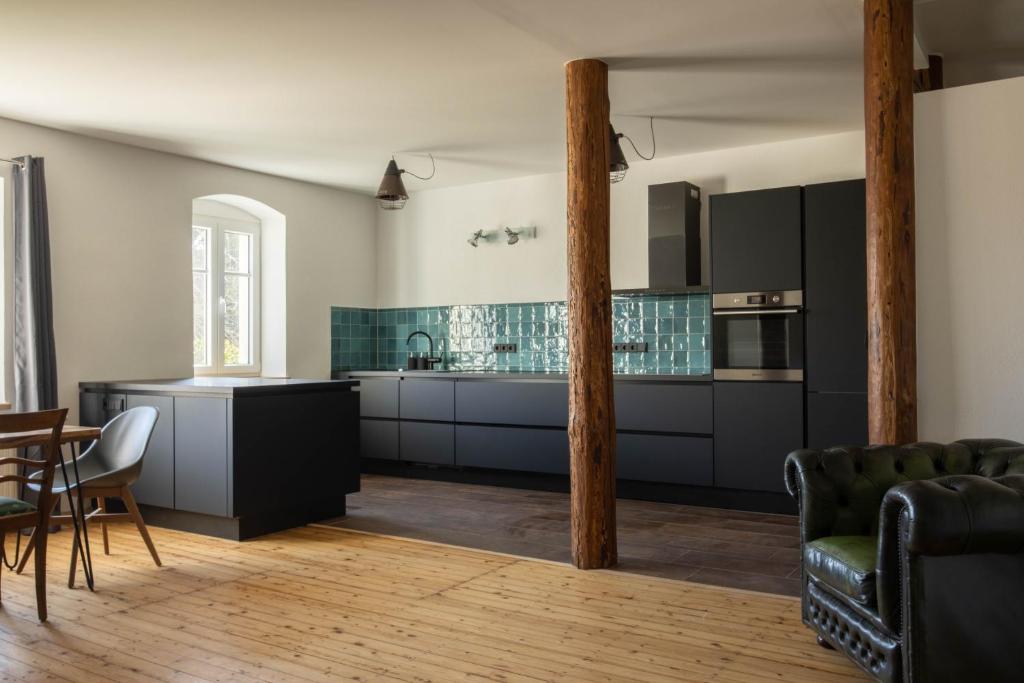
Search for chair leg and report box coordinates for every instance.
[122,487,161,567]
[16,498,59,575]
[97,497,110,555]
[35,524,47,622]
[68,515,80,589]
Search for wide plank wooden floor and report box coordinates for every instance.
[0,523,865,682]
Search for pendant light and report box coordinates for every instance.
[609,117,656,184]
[375,154,436,210]
[609,124,629,183]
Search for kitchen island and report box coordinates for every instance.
[79,377,360,540]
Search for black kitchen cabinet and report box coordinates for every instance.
[804,179,867,393]
[400,378,455,422]
[173,396,229,517]
[710,186,803,293]
[125,394,175,509]
[456,425,568,474]
[359,377,399,418]
[456,380,568,427]
[361,419,399,460]
[614,383,712,434]
[714,382,804,493]
[400,421,454,465]
[807,392,868,450]
[804,179,868,448]
[80,391,126,428]
[617,433,713,486]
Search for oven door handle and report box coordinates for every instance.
[712,308,801,316]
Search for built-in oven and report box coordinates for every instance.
[712,290,804,381]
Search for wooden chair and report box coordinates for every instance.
[17,407,162,586]
[0,408,67,622]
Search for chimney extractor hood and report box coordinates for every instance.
[614,181,705,296]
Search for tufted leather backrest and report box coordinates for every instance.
[784,439,1024,543]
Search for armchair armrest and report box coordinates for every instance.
[876,474,1024,628]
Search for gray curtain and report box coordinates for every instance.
[12,156,58,412]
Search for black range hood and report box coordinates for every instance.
[614,181,705,296]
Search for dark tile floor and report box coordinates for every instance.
[324,474,802,596]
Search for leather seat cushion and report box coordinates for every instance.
[0,496,36,516]
[805,535,878,606]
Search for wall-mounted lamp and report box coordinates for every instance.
[609,117,656,184]
[504,226,536,245]
[376,154,436,210]
[467,229,492,247]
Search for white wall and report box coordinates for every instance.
[376,130,866,308]
[0,116,376,418]
[916,76,1024,442]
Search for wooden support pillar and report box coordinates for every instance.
[565,58,617,569]
[864,0,917,444]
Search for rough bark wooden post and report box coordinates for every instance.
[864,0,917,444]
[565,58,617,569]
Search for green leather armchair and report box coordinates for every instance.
[784,440,1024,682]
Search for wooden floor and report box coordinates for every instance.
[0,523,866,682]
[326,474,802,595]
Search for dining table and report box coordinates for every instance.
[0,424,102,591]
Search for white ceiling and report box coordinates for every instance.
[0,0,1017,193]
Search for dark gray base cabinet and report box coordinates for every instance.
[400,421,455,465]
[456,425,568,475]
[807,392,868,450]
[713,382,804,493]
[617,434,713,486]
[361,419,399,460]
[125,394,174,509]
[354,374,719,489]
[173,396,229,517]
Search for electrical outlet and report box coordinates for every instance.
[613,342,648,353]
[493,343,518,353]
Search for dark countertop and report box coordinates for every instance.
[339,369,712,383]
[80,377,360,397]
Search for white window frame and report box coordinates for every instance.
[192,213,261,376]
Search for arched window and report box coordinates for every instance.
[192,204,261,376]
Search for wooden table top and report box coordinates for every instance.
[0,425,100,449]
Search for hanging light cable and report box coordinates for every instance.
[376,154,436,210]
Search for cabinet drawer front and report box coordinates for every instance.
[617,433,713,486]
[614,383,712,434]
[126,394,175,509]
[400,421,454,465]
[455,381,568,427]
[361,419,399,461]
[359,378,399,418]
[456,425,569,474]
[173,396,229,516]
[713,382,804,493]
[400,379,455,422]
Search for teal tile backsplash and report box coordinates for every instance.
[331,293,710,375]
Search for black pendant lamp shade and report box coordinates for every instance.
[376,159,409,210]
[609,124,629,183]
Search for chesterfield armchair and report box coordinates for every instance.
[784,439,1024,682]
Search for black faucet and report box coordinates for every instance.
[406,331,441,370]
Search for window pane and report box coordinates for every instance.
[193,272,208,366]
[224,230,251,274]
[223,274,251,366]
[192,226,208,271]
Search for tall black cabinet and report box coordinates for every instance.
[804,179,868,448]
[710,186,803,293]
